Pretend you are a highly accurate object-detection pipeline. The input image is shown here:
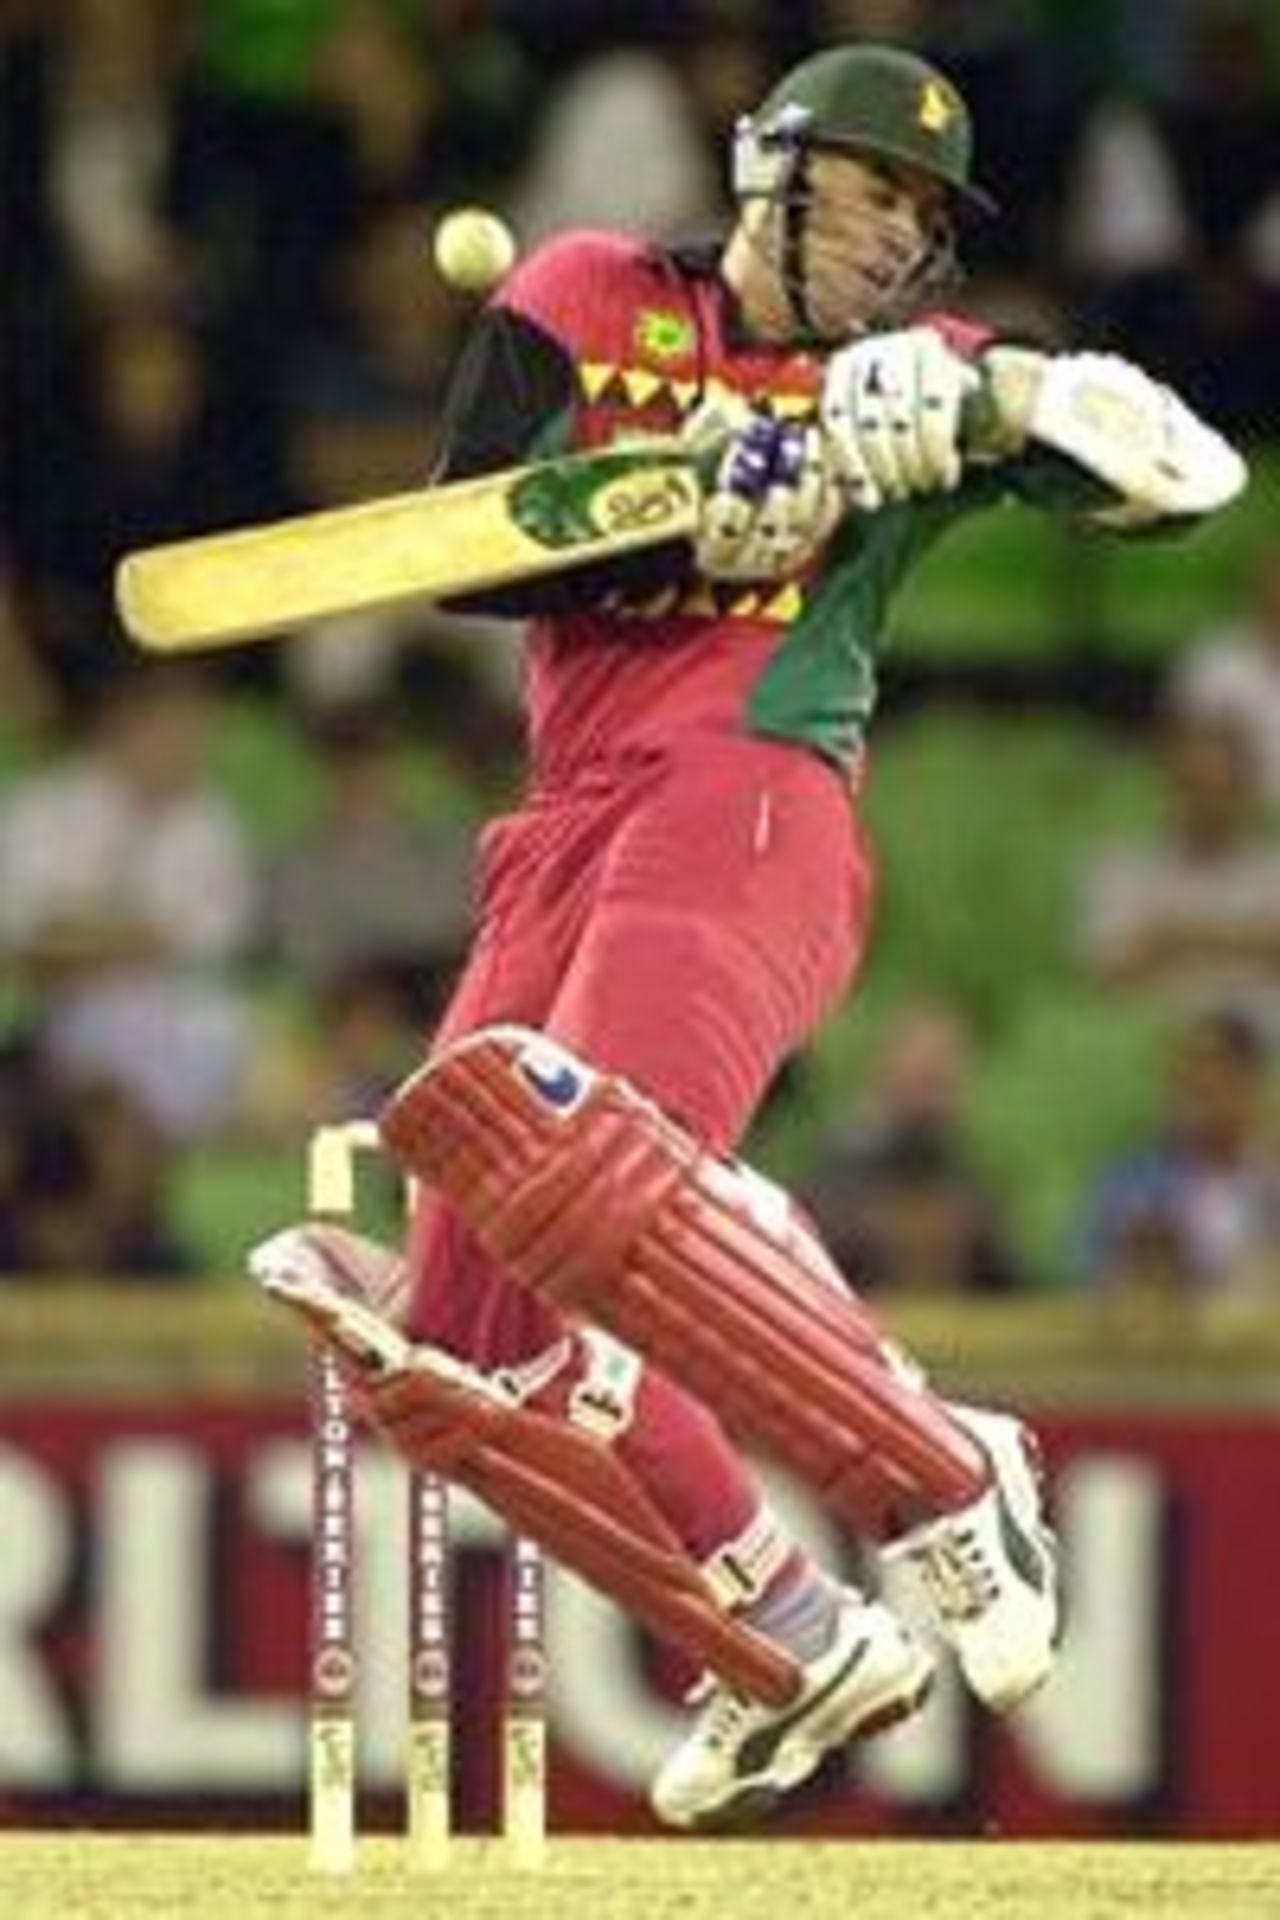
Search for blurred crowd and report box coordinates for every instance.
[1,0,1277,1302]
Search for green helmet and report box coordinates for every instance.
[734,45,994,217]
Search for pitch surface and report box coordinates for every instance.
[4,1835,1277,1919]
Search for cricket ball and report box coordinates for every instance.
[432,207,518,294]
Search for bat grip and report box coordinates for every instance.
[961,347,1046,459]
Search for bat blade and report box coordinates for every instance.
[117,440,701,652]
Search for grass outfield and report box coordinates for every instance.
[4,1836,1278,1920]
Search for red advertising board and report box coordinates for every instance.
[0,1399,1276,1837]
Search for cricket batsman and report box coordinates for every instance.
[255,44,1246,1827]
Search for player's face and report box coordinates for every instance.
[798,150,945,338]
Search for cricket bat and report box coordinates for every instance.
[116,439,701,653]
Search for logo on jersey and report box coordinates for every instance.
[515,1040,591,1115]
[635,307,695,362]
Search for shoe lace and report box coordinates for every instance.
[914,1523,1000,1624]
[697,1684,758,1754]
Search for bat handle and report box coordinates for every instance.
[962,346,1046,460]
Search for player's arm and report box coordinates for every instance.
[432,304,575,484]
[819,325,1246,533]
[435,233,844,604]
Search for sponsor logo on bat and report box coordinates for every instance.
[509,448,698,551]
[590,468,698,536]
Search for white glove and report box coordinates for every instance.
[691,407,842,582]
[1000,349,1248,523]
[821,328,981,509]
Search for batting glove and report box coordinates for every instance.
[821,327,981,509]
[691,407,842,583]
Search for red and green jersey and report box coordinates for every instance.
[435,229,1102,784]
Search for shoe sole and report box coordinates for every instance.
[679,1649,935,1834]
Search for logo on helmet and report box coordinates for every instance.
[919,80,957,134]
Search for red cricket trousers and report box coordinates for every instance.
[405,729,874,1366]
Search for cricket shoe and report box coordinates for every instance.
[887,1402,1060,1712]
[650,1590,934,1831]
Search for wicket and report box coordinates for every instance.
[304,1121,548,1875]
